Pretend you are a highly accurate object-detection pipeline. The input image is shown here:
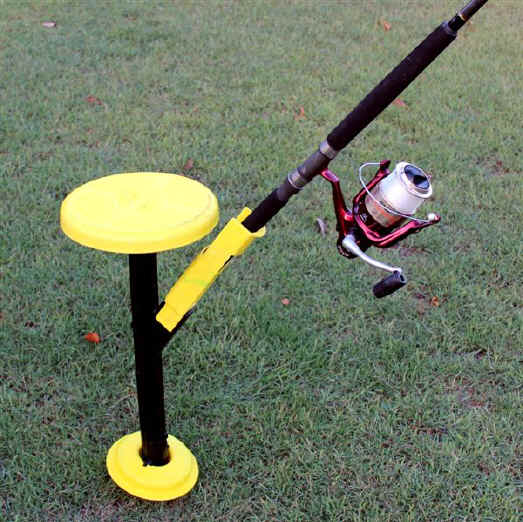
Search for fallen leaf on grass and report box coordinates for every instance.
[430,296,440,307]
[42,21,57,28]
[294,106,305,120]
[281,298,290,306]
[379,19,392,31]
[84,332,101,343]
[183,158,194,171]
[467,398,486,408]
[86,95,102,105]
[315,218,327,236]
[393,98,408,108]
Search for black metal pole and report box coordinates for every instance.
[129,253,170,466]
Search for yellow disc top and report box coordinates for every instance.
[60,172,219,253]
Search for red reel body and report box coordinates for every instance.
[321,160,440,255]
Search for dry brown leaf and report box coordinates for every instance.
[86,95,102,105]
[183,158,194,171]
[393,98,408,108]
[84,332,101,343]
[315,218,327,236]
[295,106,305,120]
[430,296,440,307]
[380,19,392,31]
[478,462,491,475]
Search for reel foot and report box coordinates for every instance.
[106,431,198,501]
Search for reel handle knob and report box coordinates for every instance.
[373,270,407,298]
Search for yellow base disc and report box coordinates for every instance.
[106,431,198,501]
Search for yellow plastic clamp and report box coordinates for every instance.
[156,208,265,331]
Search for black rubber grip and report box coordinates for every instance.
[327,23,456,151]
[373,271,407,298]
[242,189,286,233]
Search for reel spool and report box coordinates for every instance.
[361,162,437,229]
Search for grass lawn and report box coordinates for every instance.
[1,1,521,520]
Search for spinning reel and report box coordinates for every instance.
[320,160,440,297]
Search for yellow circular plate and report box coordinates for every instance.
[60,173,219,253]
[106,431,198,501]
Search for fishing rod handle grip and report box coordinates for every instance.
[326,22,456,152]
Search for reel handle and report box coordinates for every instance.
[373,271,407,298]
[341,234,406,298]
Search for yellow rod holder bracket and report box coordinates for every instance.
[156,208,265,332]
